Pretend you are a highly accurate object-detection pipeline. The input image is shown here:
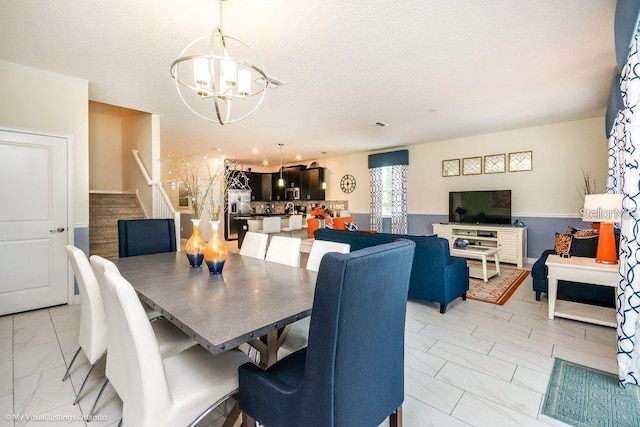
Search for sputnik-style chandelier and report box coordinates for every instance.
[170,0,268,125]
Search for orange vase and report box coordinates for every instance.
[204,220,227,274]
[185,218,206,267]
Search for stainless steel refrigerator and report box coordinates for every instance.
[225,189,251,240]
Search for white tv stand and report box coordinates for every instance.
[433,223,527,268]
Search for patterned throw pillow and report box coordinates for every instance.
[325,223,334,229]
[565,226,599,237]
[574,229,599,238]
[345,221,358,232]
[554,233,572,255]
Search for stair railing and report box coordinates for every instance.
[131,149,181,244]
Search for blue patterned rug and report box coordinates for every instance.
[543,358,640,427]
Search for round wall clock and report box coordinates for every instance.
[340,174,356,193]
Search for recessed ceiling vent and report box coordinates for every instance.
[255,76,285,88]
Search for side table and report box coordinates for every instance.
[545,255,618,327]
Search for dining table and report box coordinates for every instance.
[111,251,317,368]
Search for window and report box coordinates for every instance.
[381,166,393,217]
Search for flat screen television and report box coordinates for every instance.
[449,190,512,225]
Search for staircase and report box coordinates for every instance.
[89,193,145,258]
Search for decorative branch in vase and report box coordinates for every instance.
[577,168,599,229]
[577,168,597,201]
[164,155,214,267]
[203,161,228,274]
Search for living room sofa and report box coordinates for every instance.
[314,228,469,313]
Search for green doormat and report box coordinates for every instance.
[543,358,640,427]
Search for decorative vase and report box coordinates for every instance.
[204,220,227,274]
[185,218,206,267]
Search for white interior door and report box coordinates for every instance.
[0,130,69,315]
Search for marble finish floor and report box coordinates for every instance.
[0,270,616,426]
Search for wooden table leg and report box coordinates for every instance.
[222,400,241,427]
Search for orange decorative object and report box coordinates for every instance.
[204,220,227,274]
[185,219,206,267]
[333,216,354,230]
[596,222,617,264]
[307,218,320,238]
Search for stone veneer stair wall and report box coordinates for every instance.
[89,193,145,259]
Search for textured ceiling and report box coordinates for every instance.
[0,0,616,166]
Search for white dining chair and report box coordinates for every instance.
[265,236,301,267]
[239,232,269,259]
[63,246,108,404]
[247,219,262,232]
[305,240,351,272]
[281,215,303,233]
[257,217,281,234]
[89,255,197,416]
[102,269,252,427]
[280,240,351,355]
[63,246,164,408]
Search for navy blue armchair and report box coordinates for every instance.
[238,240,416,427]
[314,228,469,313]
[117,219,177,258]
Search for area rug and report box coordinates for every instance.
[466,260,529,305]
[542,358,640,427]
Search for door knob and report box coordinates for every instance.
[50,227,65,233]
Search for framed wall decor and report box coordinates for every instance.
[442,159,460,177]
[509,151,533,172]
[462,156,482,175]
[484,154,506,174]
[178,181,190,208]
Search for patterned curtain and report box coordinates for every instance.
[607,18,640,387]
[369,168,383,232]
[390,165,408,234]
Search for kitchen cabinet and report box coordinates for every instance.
[261,174,272,201]
[301,167,325,200]
[271,172,284,201]
[285,166,303,188]
[245,172,261,201]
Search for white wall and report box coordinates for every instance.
[326,117,608,217]
[0,61,89,225]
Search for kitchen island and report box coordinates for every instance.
[235,214,292,247]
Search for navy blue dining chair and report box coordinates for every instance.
[238,239,416,427]
[117,218,177,258]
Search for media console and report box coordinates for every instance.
[433,223,527,268]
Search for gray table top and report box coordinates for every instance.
[112,251,317,355]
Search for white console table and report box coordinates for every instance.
[433,223,527,267]
[545,255,618,327]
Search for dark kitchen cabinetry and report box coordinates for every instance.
[271,172,284,201]
[301,167,325,200]
[245,172,261,201]
[285,166,303,188]
[241,168,324,201]
[261,174,272,201]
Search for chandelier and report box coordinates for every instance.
[170,0,268,125]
